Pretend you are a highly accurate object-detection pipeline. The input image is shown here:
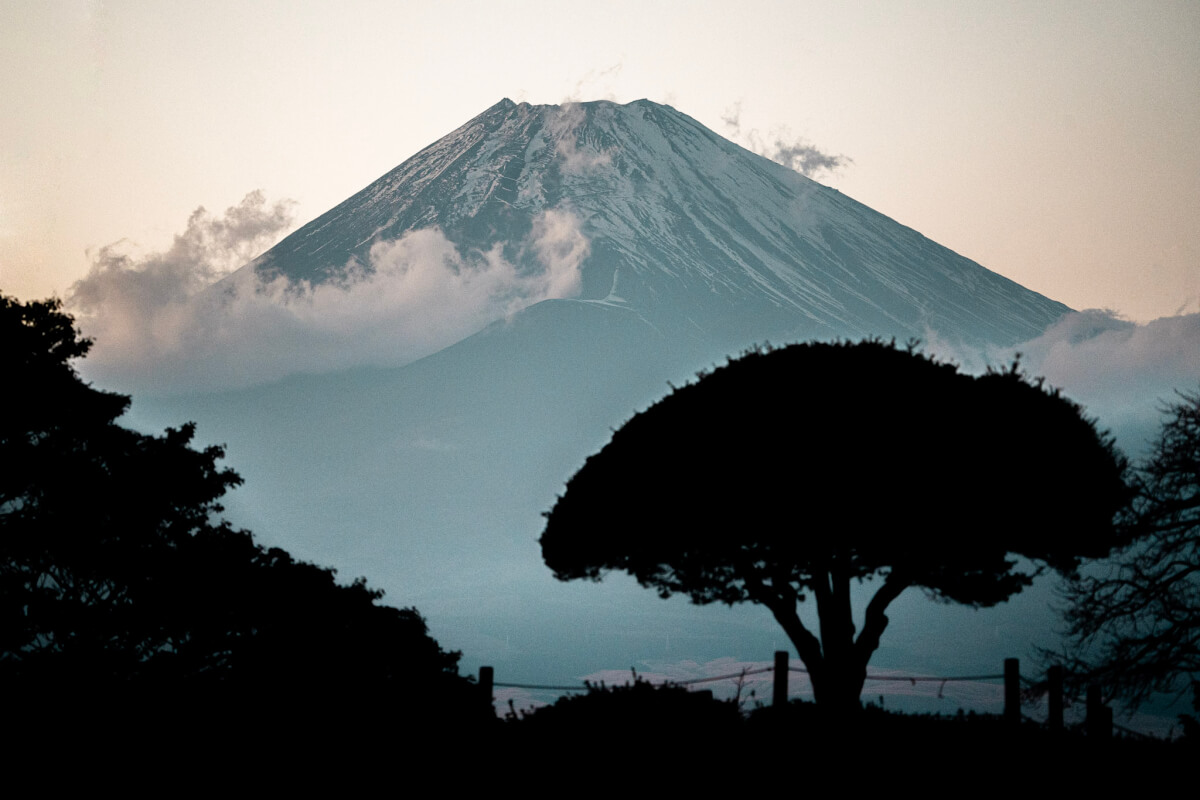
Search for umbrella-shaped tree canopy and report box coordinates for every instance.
[541,339,1131,711]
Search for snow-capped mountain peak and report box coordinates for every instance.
[238,98,1068,351]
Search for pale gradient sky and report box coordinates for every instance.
[2,0,1197,322]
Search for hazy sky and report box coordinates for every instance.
[2,0,1197,323]
[6,2,1197,732]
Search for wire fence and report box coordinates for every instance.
[488,654,1178,740]
[495,665,1004,694]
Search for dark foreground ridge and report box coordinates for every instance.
[18,682,1193,789]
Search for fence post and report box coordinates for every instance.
[1086,685,1111,739]
[1047,665,1063,731]
[480,666,494,715]
[773,650,788,708]
[1004,658,1020,725]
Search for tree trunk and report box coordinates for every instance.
[769,571,911,715]
[808,653,869,714]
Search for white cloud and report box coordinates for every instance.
[70,191,296,318]
[720,101,744,137]
[526,207,590,296]
[1008,311,1200,452]
[71,198,588,395]
[548,102,612,173]
[763,135,847,179]
[1013,310,1199,399]
[564,64,623,104]
[720,101,848,180]
[923,309,1200,457]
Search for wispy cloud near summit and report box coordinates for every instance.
[549,102,613,172]
[721,101,849,180]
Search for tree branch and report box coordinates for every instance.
[739,567,824,677]
[855,571,912,663]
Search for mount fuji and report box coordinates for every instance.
[238,98,1065,353]
[131,99,1076,700]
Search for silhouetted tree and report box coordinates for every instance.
[541,340,1131,713]
[0,294,482,727]
[1057,389,1200,713]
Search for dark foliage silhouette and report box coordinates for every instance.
[1,293,484,731]
[1057,389,1200,716]
[510,673,742,734]
[541,340,1131,712]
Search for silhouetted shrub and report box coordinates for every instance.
[510,674,742,739]
[1,293,491,747]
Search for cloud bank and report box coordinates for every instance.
[1009,311,1200,454]
[66,192,1196,465]
[70,198,588,395]
[71,191,296,315]
[923,309,1200,459]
